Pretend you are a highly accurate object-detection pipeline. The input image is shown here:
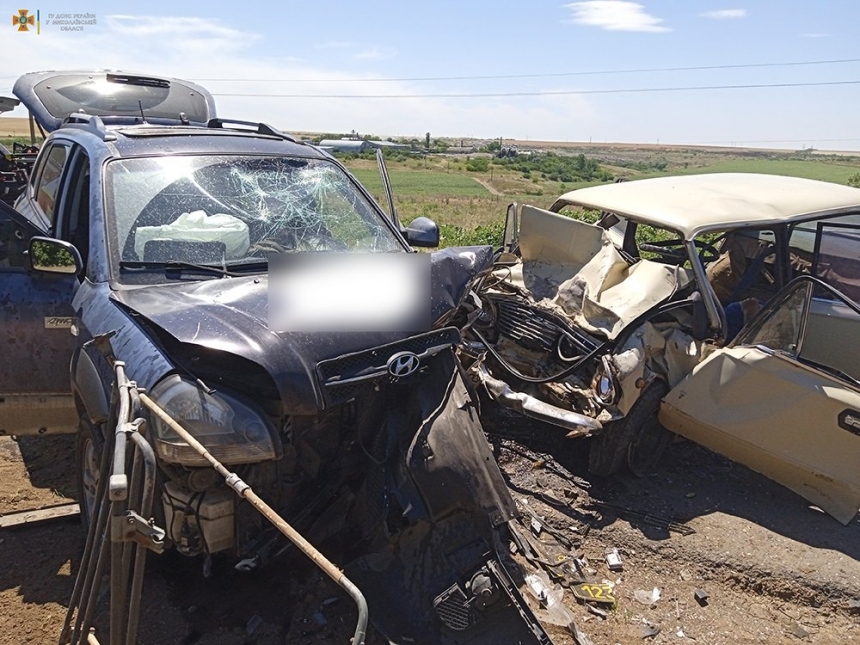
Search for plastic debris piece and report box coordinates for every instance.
[531,517,543,537]
[605,548,623,571]
[639,624,660,639]
[586,604,608,619]
[525,571,576,628]
[246,614,263,636]
[634,588,662,605]
[676,628,686,638]
[312,611,327,627]
[787,622,809,639]
[694,588,709,606]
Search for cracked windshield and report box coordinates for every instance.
[106,155,402,278]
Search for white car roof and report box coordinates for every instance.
[551,173,860,239]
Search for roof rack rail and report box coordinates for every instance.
[206,118,298,143]
[61,112,116,141]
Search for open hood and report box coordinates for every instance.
[13,70,216,132]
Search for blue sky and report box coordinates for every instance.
[2,1,859,149]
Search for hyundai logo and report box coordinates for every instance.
[387,351,421,378]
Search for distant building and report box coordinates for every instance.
[318,139,371,153]
[0,96,20,114]
[317,138,411,153]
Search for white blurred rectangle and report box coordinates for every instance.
[269,253,430,332]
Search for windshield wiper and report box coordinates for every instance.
[119,260,241,277]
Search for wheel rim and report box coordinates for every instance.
[80,435,100,521]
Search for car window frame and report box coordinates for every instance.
[30,140,73,230]
[54,145,92,276]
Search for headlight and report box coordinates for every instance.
[149,375,278,466]
[592,356,619,405]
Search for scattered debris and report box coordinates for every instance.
[311,611,327,627]
[639,623,661,639]
[586,604,608,619]
[787,622,810,640]
[694,588,710,606]
[592,501,696,536]
[245,614,263,636]
[605,548,623,571]
[634,588,662,606]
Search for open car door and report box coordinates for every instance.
[660,276,860,524]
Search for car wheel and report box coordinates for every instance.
[76,419,104,528]
[587,380,668,477]
[626,381,672,476]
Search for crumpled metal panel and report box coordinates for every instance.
[110,246,492,414]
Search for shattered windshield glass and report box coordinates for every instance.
[105,155,403,278]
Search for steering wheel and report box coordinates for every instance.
[638,238,720,264]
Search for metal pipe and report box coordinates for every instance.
[124,432,157,645]
[139,392,368,645]
[60,420,113,645]
[70,420,117,645]
[110,373,131,645]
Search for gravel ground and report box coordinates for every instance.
[1,424,859,645]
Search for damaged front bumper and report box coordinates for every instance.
[473,362,603,438]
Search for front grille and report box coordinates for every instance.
[495,298,560,352]
[434,583,475,631]
[316,327,460,407]
[490,295,600,358]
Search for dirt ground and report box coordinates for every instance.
[2,419,859,645]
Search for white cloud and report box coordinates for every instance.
[315,41,355,50]
[563,1,670,32]
[1,14,595,141]
[353,47,396,61]
[701,9,747,19]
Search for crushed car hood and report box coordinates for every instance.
[110,247,493,414]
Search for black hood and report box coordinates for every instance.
[110,246,493,413]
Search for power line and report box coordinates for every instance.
[2,57,858,85]
[212,79,860,99]
[192,57,860,83]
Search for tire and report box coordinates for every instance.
[76,418,104,529]
[626,381,672,476]
[588,380,669,477]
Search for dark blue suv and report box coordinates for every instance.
[0,71,556,644]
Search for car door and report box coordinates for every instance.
[0,142,80,436]
[659,277,860,524]
[795,216,860,378]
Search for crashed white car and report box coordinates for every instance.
[464,173,860,524]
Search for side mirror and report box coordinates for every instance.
[28,236,83,275]
[403,217,439,248]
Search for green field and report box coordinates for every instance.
[339,147,860,247]
[673,158,860,183]
[350,168,491,198]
